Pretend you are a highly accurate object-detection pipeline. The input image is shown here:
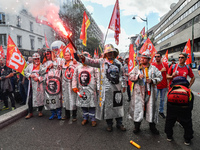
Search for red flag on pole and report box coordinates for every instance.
[140,27,145,38]
[108,0,120,45]
[139,38,157,63]
[6,36,27,76]
[182,39,192,65]
[80,11,90,46]
[0,45,5,58]
[128,44,136,91]
[45,33,50,49]
[64,43,75,59]
[94,49,98,58]
[162,50,168,64]
[135,35,140,47]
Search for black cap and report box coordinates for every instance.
[171,59,175,61]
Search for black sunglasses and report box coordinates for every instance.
[179,57,185,59]
[155,56,160,58]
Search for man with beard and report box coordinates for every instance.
[129,51,162,134]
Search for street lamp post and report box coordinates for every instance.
[132,16,148,39]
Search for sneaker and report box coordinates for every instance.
[116,125,126,131]
[184,139,191,146]
[91,121,97,127]
[81,120,88,125]
[12,107,16,110]
[159,112,166,119]
[106,126,113,132]
[2,106,9,110]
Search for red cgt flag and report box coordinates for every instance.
[139,38,157,63]
[162,50,168,64]
[140,27,145,38]
[0,45,5,58]
[128,44,136,91]
[45,33,50,49]
[80,11,90,46]
[6,36,27,76]
[108,0,120,45]
[182,39,192,65]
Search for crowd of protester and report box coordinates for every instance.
[0,43,197,146]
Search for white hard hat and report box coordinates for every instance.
[32,53,40,59]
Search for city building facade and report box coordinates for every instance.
[153,0,200,65]
[59,0,104,44]
[0,9,55,57]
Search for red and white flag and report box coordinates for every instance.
[162,50,168,64]
[6,36,27,76]
[128,44,136,91]
[45,33,50,49]
[0,45,5,58]
[182,39,192,65]
[139,38,157,63]
[108,0,120,45]
[140,27,145,38]
[135,35,140,47]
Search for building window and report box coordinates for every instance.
[30,21,33,32]
[38,38,43,48]
[30,36,35,50]
[17,16,21,27]
[0,13,5,24]
[17,35,22,48]
[0,34,7,46]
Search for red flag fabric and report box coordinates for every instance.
[128,44,136,91]
[162,50,168,64]
[97,48,99,57]
[64,43,74,59]
[36,16,53,28]
[45,33,50,49]
[6,36,27,76]
[140,27,145,38]
[0,45,5,58]
[94,49,98,58]
[182,39,192,65]
[58,44,64,58]
[108,0,120,45]
[80,11,90,46]
[135,35,140,47]
[139,38,157,63]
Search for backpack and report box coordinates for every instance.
[167,85,192,106]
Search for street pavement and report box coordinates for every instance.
[0,70,200,150]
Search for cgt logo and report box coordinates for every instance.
[129,60,133,70]
[8,47,25,70]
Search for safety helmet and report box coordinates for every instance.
[141,50,151,59]
[32,53,40,59]
[103,44,119,58]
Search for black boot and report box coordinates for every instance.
[149,123,159,135]
[133,122,141,134]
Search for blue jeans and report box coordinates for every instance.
[156,88,168,113]
[81,107,96,121]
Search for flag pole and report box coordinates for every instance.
[103,28,109,47]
